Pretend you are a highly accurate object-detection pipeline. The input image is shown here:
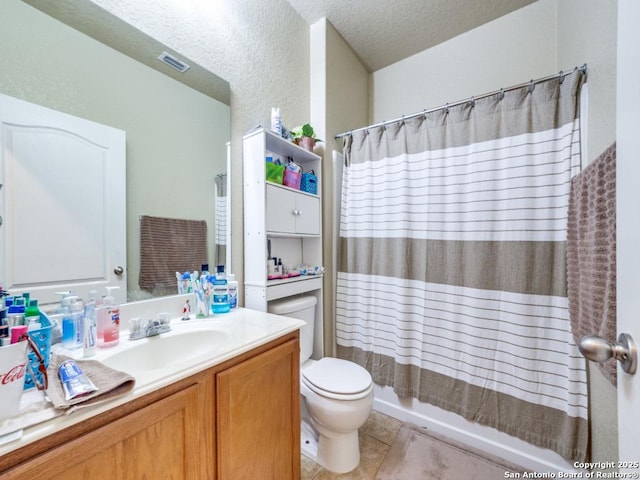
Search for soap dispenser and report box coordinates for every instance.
[98,286,120,348]
[61,295,81,350]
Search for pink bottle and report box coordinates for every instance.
[97,286,120,348]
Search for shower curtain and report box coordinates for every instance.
[336,72,588,462]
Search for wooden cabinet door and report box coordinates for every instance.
[3,385,206,480]
[217,338,300,480]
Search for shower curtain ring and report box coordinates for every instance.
[528,80,535,93]
[499,88,505,101]
[559,70,565,84]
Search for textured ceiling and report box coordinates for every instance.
[23,0,231,104]
[286,0,538,71]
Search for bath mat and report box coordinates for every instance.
[376,423,527,480]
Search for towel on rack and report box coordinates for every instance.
[567,143,617,386]
[139,215,208,292]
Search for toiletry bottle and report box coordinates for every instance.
[7,297,25,326]
[227,273,238,310]
[61,295,79,350]
[83,298,97,357]
[212,267,230,314]
[0,293,9,346]
[25,299,41,330]
[98,286,120,347]
[271,107,282,136]
[70,298,85,349]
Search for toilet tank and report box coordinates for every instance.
[268,295,317,363]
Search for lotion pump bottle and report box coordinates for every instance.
[61,295,80,350]
[98,286,120,348]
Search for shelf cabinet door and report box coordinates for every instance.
[295,193,320,235]
[216,338,300,480]
[266,184,319,235]
[266,184,297,233]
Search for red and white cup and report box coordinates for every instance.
[0,340,28,421]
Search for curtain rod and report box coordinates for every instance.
[334,63,587,140]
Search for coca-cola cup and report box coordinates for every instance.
[0,340,28,421]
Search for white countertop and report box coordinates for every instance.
[0,307,304,457]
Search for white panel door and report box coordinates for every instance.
[616,0,640,468]
[0,93,126,306]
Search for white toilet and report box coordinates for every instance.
[268,295,373,474]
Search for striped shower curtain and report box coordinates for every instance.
[214,173,227,268]
[336,71,588,462]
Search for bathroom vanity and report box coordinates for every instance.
[0,307,303,480]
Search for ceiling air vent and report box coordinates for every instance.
[157,51,190,73]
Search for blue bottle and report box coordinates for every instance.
[61,296,81,350]
[211,267,230,314]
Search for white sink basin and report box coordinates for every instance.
[100,328,229,376]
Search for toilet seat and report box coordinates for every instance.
[302,358,372,401]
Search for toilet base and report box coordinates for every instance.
[301,419,318,460]
[300,419,360,474]
[316,428,360,474]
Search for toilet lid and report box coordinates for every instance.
[302,358,372,397]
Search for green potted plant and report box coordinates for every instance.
[290,123,322,152]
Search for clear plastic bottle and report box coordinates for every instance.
[83,298,97,357]
[271,107,282,136]
[98,286,120,348]
[227,273,238,310]
[61,295,80,350]
[70,298,85,349]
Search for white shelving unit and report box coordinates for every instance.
[243,128,324,356]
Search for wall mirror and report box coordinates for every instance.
[0,0,231,305]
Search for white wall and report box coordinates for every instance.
[367,0,618,467]
[557,0,617,163]
[371,0,557,124]
[310,19,369,356]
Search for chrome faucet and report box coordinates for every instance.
[129,314,171,340]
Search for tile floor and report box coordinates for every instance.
[301,410,403,480]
